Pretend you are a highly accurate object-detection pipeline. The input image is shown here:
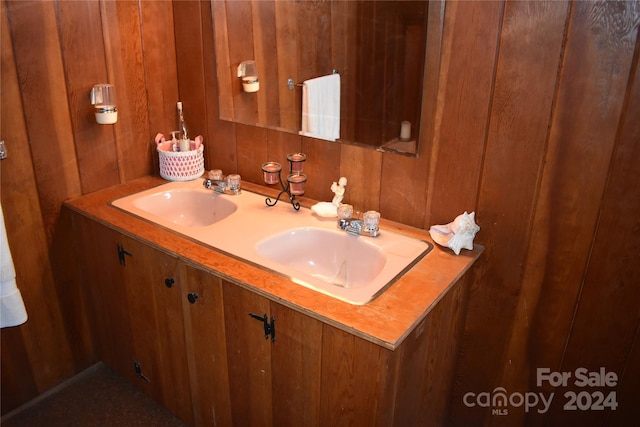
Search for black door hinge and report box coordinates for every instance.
[248,312,275,342]
[117,244,132,266]
[133,360,150,383]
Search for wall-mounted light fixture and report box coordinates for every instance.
[90,84,117,124]
[237,60,259,93]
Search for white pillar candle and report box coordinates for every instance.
[400,120,411,141]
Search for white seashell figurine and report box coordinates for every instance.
[429,211,480,255]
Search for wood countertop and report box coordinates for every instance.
[64,175,483,350]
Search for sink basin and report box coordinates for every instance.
[256,228,386,288]
[111,180,432,304]
[255,226,431,303]
[113,187,237,228]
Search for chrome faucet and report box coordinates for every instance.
[203,178,225,193]
[203,173,241,195]
[337,211,380,237]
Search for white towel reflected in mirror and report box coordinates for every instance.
[299,73,340,142]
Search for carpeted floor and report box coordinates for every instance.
[1,363,187,427]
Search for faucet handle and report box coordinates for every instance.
[363,211,381,233]
[337,204,353,220]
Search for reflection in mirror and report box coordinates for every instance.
[212,0,431,155]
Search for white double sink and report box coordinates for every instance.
[111,180,432,305]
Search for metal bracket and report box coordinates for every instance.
[117,244,132,266]
[248,312,276,342]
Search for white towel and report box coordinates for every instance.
[1,203,28,328]
[299,73,340,142]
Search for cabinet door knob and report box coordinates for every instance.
[187,292,199,304]
[164,278,175,288]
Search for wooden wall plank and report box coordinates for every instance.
[212,0,234,121]
[379,153,429,228]
[202,0,237,173]
[101,0,152,182]
[301,138,341,202]
[549,14,640,424]
[174,0,207,140]
[226,0,258,123]
[339,144,382,213]
[56,0,120,193]
[522,3,639,422]
[0,329,37,413]
[9,0,95,379]
[614,324,640,424]
[354,3,382,145]
[140,0,179,146]
[251,0,278,127]
[449,3,569,424]
[423,0,502,227]
[330,0,358,143]
[236,123,267,182]
[266,128,302,166]
[274,0,299,131]
[296,0,332,83]
[469,2,568,420]
[2,0,78,400]
[379,0,444,228]
[6,0,82,223]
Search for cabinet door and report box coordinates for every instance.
[119,236,194,425]
[223,281,322,427]
[74,216,135,384]
[181,264,232,427]
[270,299,322,427]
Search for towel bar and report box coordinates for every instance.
[287,70,339,90]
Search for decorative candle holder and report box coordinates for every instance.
[262,153,307,210]
[262,162,282,184]
[287,152,306,173]
[287,173,307,195]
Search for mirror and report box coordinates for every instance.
[212,0,433,155]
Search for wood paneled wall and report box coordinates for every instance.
[2,0,639,424]
[0,0,179,414]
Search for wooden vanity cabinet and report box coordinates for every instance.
[71,209,470,427]
[75,216,194,425]
[219,279,466,427]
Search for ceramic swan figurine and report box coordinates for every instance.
[429,211,480,255]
